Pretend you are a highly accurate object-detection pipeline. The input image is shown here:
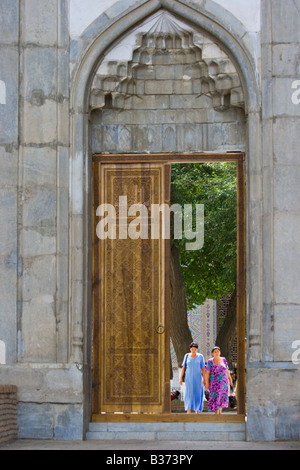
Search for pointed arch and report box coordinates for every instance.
[71,0,259,114]
[69,0,262,373]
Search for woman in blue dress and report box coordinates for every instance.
[179,342,206,414]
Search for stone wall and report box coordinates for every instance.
[0,386,18,444]
[0,0,19,367]
[0,0,83,441]
[245,0,300,441]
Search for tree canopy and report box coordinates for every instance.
[171,162,237,309]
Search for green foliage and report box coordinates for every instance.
[171,162,237,309]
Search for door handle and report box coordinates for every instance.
[156,324,165,334]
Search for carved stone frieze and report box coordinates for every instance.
[90,12,245,114]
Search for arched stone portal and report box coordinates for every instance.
[89,13,248,417]
[69,0,262,435]
[90,11,246,154]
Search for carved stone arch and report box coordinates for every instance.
[71,0,259,114]
[70,0,262,366]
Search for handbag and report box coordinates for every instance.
[229,393,237,409]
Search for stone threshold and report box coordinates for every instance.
[86,421,246,441]
[92,413,245,423]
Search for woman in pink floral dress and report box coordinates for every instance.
[205,346,233,414]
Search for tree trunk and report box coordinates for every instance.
[170,243,193,366]
[215,288,237,367]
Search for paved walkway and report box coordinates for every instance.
[1,439,299,450]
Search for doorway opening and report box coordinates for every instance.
[170,160,243,417]
[91,152,246,423]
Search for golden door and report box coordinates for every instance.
[92,161,170,415]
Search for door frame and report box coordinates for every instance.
[92,152,246,423]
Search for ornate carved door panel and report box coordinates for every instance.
[92,162,170,415]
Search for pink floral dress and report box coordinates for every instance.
[206,357,229,412]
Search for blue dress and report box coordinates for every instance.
[182,353,205,412]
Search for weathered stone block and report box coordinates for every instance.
[273,43,300,77]
[0,147,18,188]
[261,78,273,120]
[18,402,84,440]
[23,47,57,98]
[132,125,162,153]
[102,125,118,152]
[117,125,132,151]
[274,165,300,212]
[0,253,17,301]
[273,118,300,165]
[21,298,56,362]
[155,65,176,80]
[0,46,19,143]
[0,0,19,45]
[135,79,145,95]
[22,147,57,187]
[22,255,56,302]
[145,79,173,95]
[22,0,58,46]
[22,100,58,144]
[177,124,203,152]
[57,101,70,144]
[22,185,56,231]
[271,0,300,43]
[274,213,300,304]
[0,300,17,363]
[273,78,300,117]
[133,65,155,80]
[173,78,193,95]
[18,403,53,439]
[91,125,103,153]
[246,404,276,441]
[274,305,300,361]
[125,95,170,110]
[162,125,176,151]
[0,189,17,255]
[53,406,83,440]
[169,94,201,109]
[276,404,300,440]
[0,364,83,403]
[182,64,203,79]
[207,122,238,149]
[247,366,300,440]
[20,229,56,257]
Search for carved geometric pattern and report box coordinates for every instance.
[94,164,166,411]
[171,300,217,367]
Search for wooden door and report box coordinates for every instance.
[92,162,171,415]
